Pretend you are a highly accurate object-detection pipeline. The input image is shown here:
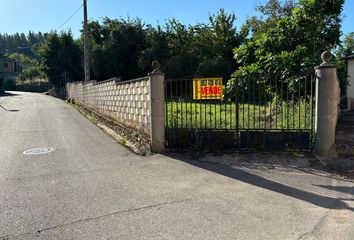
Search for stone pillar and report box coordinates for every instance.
[148,61,165,152]
[345,57,354,110]
[314,51,340,156]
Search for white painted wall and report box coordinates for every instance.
[347,59,354,110]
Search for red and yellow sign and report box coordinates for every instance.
[193,78,223,100]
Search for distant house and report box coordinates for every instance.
[342,54,354,111]
[0,54,20,91]
[0,56,20,76]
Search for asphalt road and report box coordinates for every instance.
[0,91,353,240]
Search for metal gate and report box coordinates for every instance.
[164,73,316,151]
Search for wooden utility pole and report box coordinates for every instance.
[83,0,90,82]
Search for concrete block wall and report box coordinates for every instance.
[66,76,151,135]
[66,61,165,153]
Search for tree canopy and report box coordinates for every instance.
[337,32,354,57]
[233,0,345,81]
[7,53,45,81]
[0,31,45,60]
[38,32,83,87]
[84,9,245,81]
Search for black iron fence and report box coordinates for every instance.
[164,72,316,151]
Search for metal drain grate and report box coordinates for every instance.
[23,148,54,155]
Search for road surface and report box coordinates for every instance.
[0,91,353,240]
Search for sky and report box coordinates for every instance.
[0,0,353,39]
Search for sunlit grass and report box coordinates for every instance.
[165,99,314,130]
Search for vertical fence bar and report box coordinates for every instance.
[269,76,273,129]
[204,97,207,129]
[304,75,307,130]
[224,92,227,129]
[174,80,178,128]
[311,73,314,146]
[229,95,232,129]
[253,76,256,129]
[164,81,168,147]
[286,79,289,129]
[264,78,266,130]
[298,77,301,130]
[195,80,198,129]
[209,99,212,129]
[189,80,192,128]
[214,91,217,129]
[179,80,183,128]
[248,79,250,129]
[185,80,188,128]
[258,77,261,129]
[185,80,188,129]
[199,88,202,129]
[275,75,278,129]
[292,79,295,130]
[242,78,245,129]
[184,80,191,128]
[235,78,240,147]
[219,86,222,129]
[281,78,284,129]
[170,80,174,141]
[190,80,192,129]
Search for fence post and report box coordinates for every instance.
[314,51,340,156]
[148,61,165,152]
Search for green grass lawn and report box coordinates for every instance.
[165,99,314,130]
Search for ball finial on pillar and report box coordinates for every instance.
[151,60,161,74]
[320,51,333,66]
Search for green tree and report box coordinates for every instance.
[17,66,45,81]
[8,53,37,67]
[162,9,245,79]
[194,9,246,80]
[139,25,170,74]
[233,0,345,81]
[163,19,197,78]
[336,32,354,102]
[7,53,46,81]
[0,31,45,60]
[88,18,147,81]
[39,32,83,87]
[87,10,245,81]
[337,32,354,57]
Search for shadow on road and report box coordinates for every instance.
[0,92,20,112]
[315,185,354,195]
[0,104,19,112]
[0,92,20,97]
[165,153,354,211]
